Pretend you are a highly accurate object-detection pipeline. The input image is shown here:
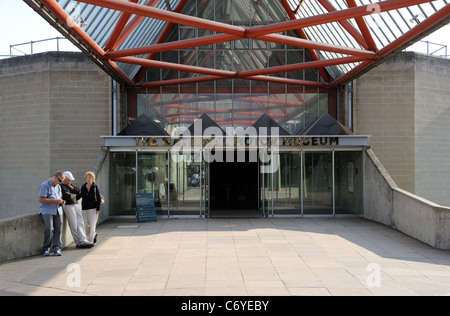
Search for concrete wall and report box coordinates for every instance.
[413,54,450,206]
[0,149,109,263]
[0,52,112,220]
[354,53,416,193]
[393,189,450,251]
[0,52,112,263]
[364,149,397,226]
[364,149,450,250]
[355,52,450,207]
[0,214,74,263]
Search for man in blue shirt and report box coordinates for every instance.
[39,171,66,256]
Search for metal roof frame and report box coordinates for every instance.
[24,0,450,88]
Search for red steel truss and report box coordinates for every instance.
[35,0,449,90]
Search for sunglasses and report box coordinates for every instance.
[56,175,63,183]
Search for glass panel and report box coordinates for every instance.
[169,153,202,215]
[162,51,180,80]
[137,153,168,215]
[203,159,210,217]
[109,152,136,216]
[58,0,448,78]
[268,83,286,124]
[259,155,271,217]
[231,0,257,23]
[136,0,330,130]
[233,93,252,128]
[109,150,365,217]
[215,93,233,128]
[303,152,333,215]
[161,85,181,127]
[335,151,364,215]
[272,153,301,215]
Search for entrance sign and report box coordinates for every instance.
[104,133,369,175]
[104,120,369,151]
[104,135,369,149]
[135,193,157,222]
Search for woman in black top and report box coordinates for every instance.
[78,171,101,243]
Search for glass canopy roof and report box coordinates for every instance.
[26,0,450,87]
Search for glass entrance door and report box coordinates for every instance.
[202,158,210,217]
[137,152,168,213]
[109,151,169,216]
[259,152,303,217]
[303,151,333,215]
[109,149,363,217]
[169,152,203,215]
[272,153,302,215]
[259,150,278,217]
[109,152,136,216]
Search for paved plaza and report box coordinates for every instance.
[0,217,449,296]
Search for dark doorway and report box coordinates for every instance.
[210,152,259,216]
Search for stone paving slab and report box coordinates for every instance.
[0,217,449,296]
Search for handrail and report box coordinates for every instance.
[1,37,79,59]
[406,39,448,58]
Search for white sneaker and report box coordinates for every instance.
[43,250,50,256]
[55,250,62,256]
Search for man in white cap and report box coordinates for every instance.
[61,171,94,249]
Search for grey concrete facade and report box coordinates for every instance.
[0,52,112,220]
[355,52,450,207]
[0,52,113,262]
[364,149,450,250]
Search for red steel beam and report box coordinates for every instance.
[239,56,366,78]
[294,0,305,15]
[139,75,324,88]
[317,0,369,50]
[249,76,327,87]
[102,0,342,85]
[257,34,377,59]
[108,33,376,59]
[144,84,323,94]
[73,0,435,41]
[331,4,450,87]
[107,33,241,59]
[115,56,238,78]
[246,0,438,38]
[134,0,189,83]
[39,0,135,86]
[42,0,442,89]
[110,0,161,51]
[279,0,330,82]
[129,0,374,83]
[161,106,289,119]
[139,75,225,88]
[139,75,327,89]
[345,0,378,51]
[115,55,364,83]
[159,96,269,110]
[104,0,140,52]
[74,0,246,37]
[377,5,450,59]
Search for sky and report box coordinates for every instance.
[0,1,79,57]
[0,1,449,58]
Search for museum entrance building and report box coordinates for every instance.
[27,0,448,219]
[105,113,369,218]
